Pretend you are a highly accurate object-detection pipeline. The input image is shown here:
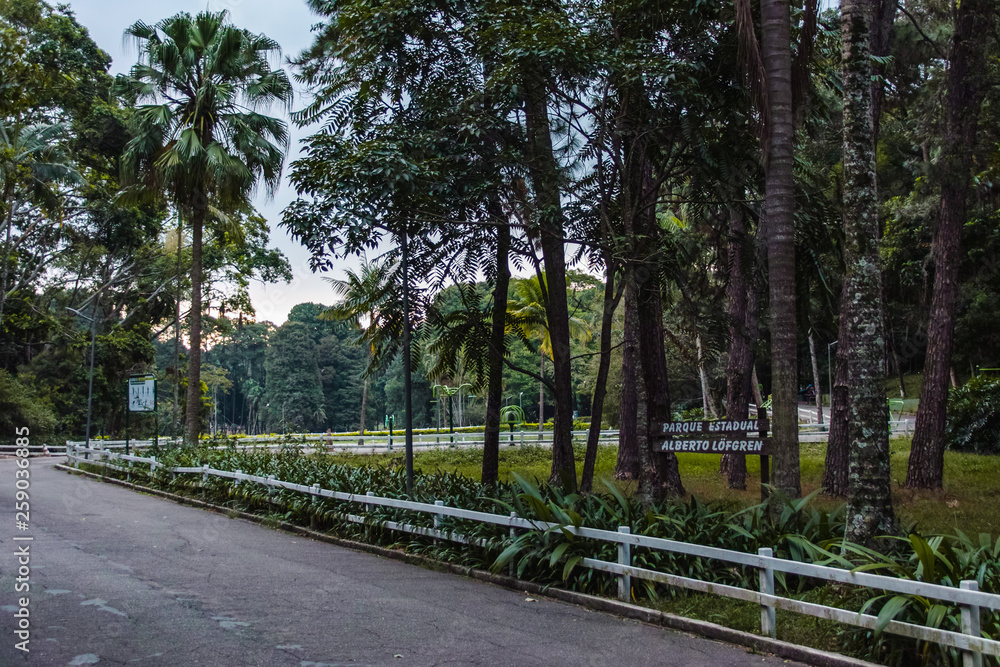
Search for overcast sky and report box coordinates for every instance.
[65,0,360,325]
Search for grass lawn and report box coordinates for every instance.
[315,436,1000,536]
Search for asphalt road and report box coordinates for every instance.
[0,458,803,667]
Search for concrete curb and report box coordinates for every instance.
[56,463,879,667]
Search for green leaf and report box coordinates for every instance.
[562,555,583,580]
[549,541,571,568]
[874,596,910,636]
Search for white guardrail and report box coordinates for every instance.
[66,444,998,663]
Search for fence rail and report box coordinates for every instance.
[66,444,998,663]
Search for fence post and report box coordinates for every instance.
[311,484,321,529]
[202,465,209,488]
[618,526,632,602]
[758,547,776,638]
[149,456,156,480]
[509,512,518,578]
[434,500,444,542]
[267,474,276,499]
[234,469,242,488]
[433,500,444,531]
[960,580,983,667]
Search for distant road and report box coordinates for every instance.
[0,459,803,666]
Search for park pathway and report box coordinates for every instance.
[0,459,804,667]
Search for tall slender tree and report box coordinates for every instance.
[118,10,291,445]
[761,0,801,498]
[840,0,897,544]
[907,0,992,490]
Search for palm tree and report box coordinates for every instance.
[839,0,897,544]
[117,10,291,445]
[760,0,800,498]
[507,275,591,439]
[321,255,402,433]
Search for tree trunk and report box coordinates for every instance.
[483,208,510,489]
[841,0,897,544]
[174,216,182,438]
[761,0,800,499]
[907,0,987,490]
[184,200,205,446]
[359,374,369,434]
[721,207,755,489]
[823,321,850,497]
[539,349,545,434]
[637,250,685,501]
[809,330,823,424]
[615,265,640,481]
[582,258,621,493]
[0,184,15,327]
[523,69,576,491]
[697,336,716,419]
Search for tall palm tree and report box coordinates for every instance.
[760,0,800,498]
[507,275,590,438]
[117,10,291,445]
[321,255,402,433]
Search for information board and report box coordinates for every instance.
[128,375,156,413]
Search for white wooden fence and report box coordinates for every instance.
[63,429,622,454]
[66,444,998,665]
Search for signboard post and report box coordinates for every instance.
[127,375,157,455]
[655,416,771,500]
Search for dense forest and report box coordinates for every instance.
[3,0,1000,546]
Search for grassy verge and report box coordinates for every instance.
[313,436,1000,536]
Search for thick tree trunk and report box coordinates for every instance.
[841,0,897,544]
[809,330,823,424]
[483,211,510,489]
[907,0,986,490]
[523,70,576,491]
[582,260,620,493]
[184,203,205,446]
[761,0,801,498]
[637,259,685,501]
[615,266,640,481]
[721,207,755,489]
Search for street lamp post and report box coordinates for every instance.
[67,306,97,451]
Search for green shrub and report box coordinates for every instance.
[946,376,1000,454]
[0,370,57,440]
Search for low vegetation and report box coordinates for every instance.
[78,436,1000,666]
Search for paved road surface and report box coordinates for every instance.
[0,459,804,666]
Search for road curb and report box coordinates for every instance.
[55,462,879,667]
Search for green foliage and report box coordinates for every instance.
[263,321,326,433]
[0,369,55,437]
[831,531,1000,666]
[945,376,1000,454]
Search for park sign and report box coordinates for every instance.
[656,419,771,455]
[128,375,156,413]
